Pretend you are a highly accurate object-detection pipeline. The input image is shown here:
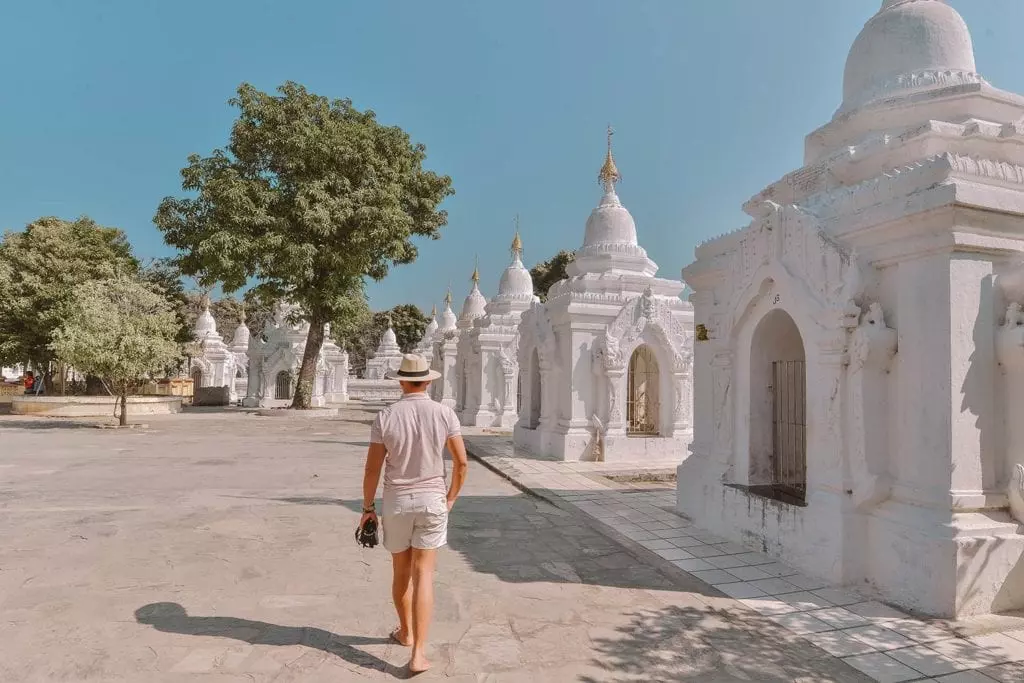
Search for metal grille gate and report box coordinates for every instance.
[627,345,660,436]
[275,371,292,400]
[771,360,806,501]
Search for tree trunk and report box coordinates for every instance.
[292,316,325,410]
[119,388,128,427]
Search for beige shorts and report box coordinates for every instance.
[382,490,448,553]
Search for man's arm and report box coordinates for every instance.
[361,442,387,523]
[445,435,469,511]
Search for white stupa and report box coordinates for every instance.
[515,129,694,461]
[681,0,1024,618]
[461,227,538,427]
[430,287,461,407]
[190,298,235,398]
[365,320,403,380]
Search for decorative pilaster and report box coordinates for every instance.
[846,302,897,509]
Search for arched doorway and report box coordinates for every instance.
[190,369,203,390]
[528,349,541,428]
[627,345,660,436]
[275,371,292,400]
[748,309,806,504]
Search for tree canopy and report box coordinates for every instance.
[529,250,575,302]
[155,81,454,407]
[51,275,181,425]
[0,216,138,375]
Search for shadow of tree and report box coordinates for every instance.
[135,602,394,675]
[272,492,694,593]
[0,419,105,430]
[580,604,872,682]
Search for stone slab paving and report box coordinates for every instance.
[464,434,1024,683]
[0,409,878,682]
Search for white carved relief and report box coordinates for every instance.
[596,288,690,377]
[846,302,897,510]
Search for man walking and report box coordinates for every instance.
[359,353,469,674]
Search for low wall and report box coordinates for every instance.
[347,379,401,403]
[193,386,230,407]
[11,395,183,417]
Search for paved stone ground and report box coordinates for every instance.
[0,409,879,682]
[464,435,1024,683]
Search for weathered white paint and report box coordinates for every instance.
[679,0,1024,618]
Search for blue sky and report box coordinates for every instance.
[2,1,1022,314]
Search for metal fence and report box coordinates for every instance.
[627,345,660,436]
[771,360,806,501]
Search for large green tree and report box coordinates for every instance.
[155,82,453,408]
[51,275,181,426]
[530,250,575,302]
[0,216,138,385]
[340,303,428,377]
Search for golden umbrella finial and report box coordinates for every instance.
[598,124,621,191]
[444,283,453,308]
[511,215,523,258]
[471,255,480,284]
[430,303,437,318]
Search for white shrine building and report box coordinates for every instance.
[364,322,403,380]
[430,289,460,408]
[680,0,1024,618]
[460,231,538,428]
[514,132,694,462]
[454,269,488,418]
[227,316,250,402]
[190,300,236,396]
[414,306,439,357]
[243,302,348,408]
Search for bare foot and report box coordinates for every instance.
[408,653,431,675]
[390,628,413,647]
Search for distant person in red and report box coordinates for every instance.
[23,372,34,393]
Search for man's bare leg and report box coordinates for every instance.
[390,550,413,646]
[408,547,437,673]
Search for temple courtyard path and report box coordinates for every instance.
[0,408,878,682]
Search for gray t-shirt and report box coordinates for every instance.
[369,393,461,495]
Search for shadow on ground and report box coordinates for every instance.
[579,604,872,683]
[135,602,398,675]
[0,418,107,430]
[272,492,708,594]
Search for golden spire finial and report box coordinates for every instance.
[511,214,523,258]
[598,124,621,191]
[430,303,437,318]
[471,255,480,284]
[444,283,453,308]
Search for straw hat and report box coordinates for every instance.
[385,353,441,381]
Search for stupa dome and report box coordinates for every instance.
[231,322,250,348]
[497,231,534,300]
[438,290,458,333]
[570,128,656,278]
[439,306,457,332]
[423,311,438,341]
[459,265,488,321]
[581,191,639,248]
[194,301,217,338]
[382,326,397,346]
[840,0,983,114]
[461,284,487,320]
